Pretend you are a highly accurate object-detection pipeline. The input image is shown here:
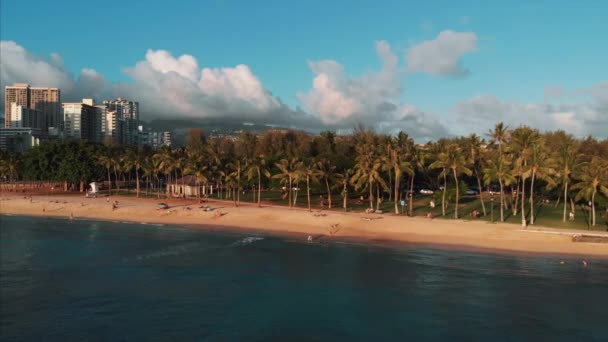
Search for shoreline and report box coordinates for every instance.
[1,194,607,258]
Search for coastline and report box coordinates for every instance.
[1,194,607,258]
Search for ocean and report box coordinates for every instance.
[1,215,607,341]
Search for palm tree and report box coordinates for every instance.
[553,133,580,222]
[464,134,487,216]
[336,168,353,210]
[141,157,155,197]
[429,142,450,216]
[571,158,608,227]
[185,151,209,201]
[132,153,143,198]
[407,143,426,216]
[483,151,515,222]
[245,155,271,207]
[351,154,387,211]
[511,126,539,227]
[97,151,114,196]
[316,159,337,209]
[272,158,302,207]
[301,161,322,211]
[224,172,239,206]
[447,143,472,219]
[388,141,412,214]
[488,122,510,157]
[154,147,175,197]
[525,140,556,225]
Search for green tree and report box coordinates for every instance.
[571,158,608,227]
[272,158,303,207]
[316,159,337,209]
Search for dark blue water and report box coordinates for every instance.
[1,215,607,341]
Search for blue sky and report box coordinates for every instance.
[1,0,607,139]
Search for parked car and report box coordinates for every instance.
[465,189,480,195]
[420,189,434,194]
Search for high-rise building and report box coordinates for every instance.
[4,84,30,128]
[103,98,139,146]
[8,103,45,129]
[62,101,99,142]
[30,87,61,129]
[103,109,121,145]
[4,83,60,129]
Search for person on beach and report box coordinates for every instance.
[69,212,74,221]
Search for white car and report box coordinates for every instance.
[420,189,434,194]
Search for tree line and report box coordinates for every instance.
[1,123,607,226]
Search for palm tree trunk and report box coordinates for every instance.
[293,181,299,206]
[529,170,536,225]
[343,182,347,210]
[441,173,447,216]
[591,190,596,227]
[453,168,459,219]
[307,175,311,212]
[257,168,262,207]
[136,168,140,198]
[369,180,373,210]
[156,177,160,199]
[394,170,400,214]
[114,168,120,193]
[521,177,527,228]
[513,180,520,216]
[388,172,392,202]
[475,170,486,216]
[107,168,112,196]
[325,178,332,209]
[376,183,381,211]
[237,165,241,206]
[562,182,568,222]
[499,178,505,222]
[409,173,415,216]
[288,176,292,207]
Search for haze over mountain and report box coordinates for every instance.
[1,1,606,141]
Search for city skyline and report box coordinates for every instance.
[1,0,607,141]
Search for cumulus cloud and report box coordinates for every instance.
[0,40,109,107]
[450,85,608,138]
[298,40,450,140]
[406,30,477,77]
[119,48,308,127]
[0,41,317,130]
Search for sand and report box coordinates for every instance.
[1,193,607,258]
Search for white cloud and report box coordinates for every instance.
[450,86,608,138]
[144,49,199,82]
[406,30,477,77]
[0,40,109,109]
[298,40,400,125]
[298,41,450,140]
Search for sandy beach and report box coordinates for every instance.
[1,193,607,258]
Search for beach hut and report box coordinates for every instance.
[167,175,205,198]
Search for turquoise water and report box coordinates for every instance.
[1,215,607,341]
